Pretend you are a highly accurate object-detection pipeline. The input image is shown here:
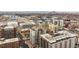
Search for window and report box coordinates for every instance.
[69,39,71,48]
[55,43,57,48]
[60,42,62,48]
[65,40,67,48]
[54,21,57,25]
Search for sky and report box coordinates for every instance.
[0,0,79,11]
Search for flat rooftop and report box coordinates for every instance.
[40,31,77,43]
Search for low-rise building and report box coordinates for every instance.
[7,21,18,27]
[0,27,4,38]
[0,38,20,48]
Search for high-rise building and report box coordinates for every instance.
[39,31,77,48]
[31,26,45,45]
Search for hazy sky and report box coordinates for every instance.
[0,0,79,11]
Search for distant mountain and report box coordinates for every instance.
[49,11,79,15]
[0,11,79,15]
[0,11,50,15]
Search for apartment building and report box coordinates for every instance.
[4,26,16,39]
[39,31,77,48]
[52,17,64,29]
[0,38,20,48]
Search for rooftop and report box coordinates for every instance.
[40,31,76,43]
